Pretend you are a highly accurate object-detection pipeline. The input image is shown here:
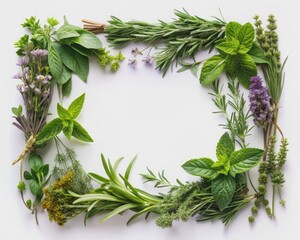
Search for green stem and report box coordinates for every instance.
[272,184,276,218]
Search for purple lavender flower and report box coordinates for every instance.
[31,49,48,58]
[131,48,142,57]
[249,76,273,128]
[142,55,154,66]
[128,59,137,67]
[16,56,30,66]
[12,73,23,79]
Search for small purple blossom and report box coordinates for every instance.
[16,56,30,66]
[29,83,35,89]
[128,59,138,67]
[142,55,154,66]
[34,88,41,95]
[131,48,142,57]
[36,75,45,82]
[31,49,48,58]
[17,84,29,93]
[249,76,273,128]
[44,75,52,81]
[12,73,22,79]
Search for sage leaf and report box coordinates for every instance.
[36,118,63,145]
[182,158,219,180]
[72,120,94,142]
[200,55,225,85]
[68,93,85,119]
[237,23,254,52]
[56,24,80,41]
[72,30,102,49]
[236,54,257,88]
[48,42,63,80]
[28,154,43,172]
[216,132,235,160]
[229,148,264,177]
[212,174,236,210]
[57,103,72,120]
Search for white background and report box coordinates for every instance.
[0,0,299,239]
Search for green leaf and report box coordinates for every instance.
[42,164,49,176]
[62,78,72,97]
[47,17,59,27]
[72,30,102,49]
[29,180,41,195]
[237,23,254,52]
[57,103,72,120]
[216,132,235,160]
[224,55,237,77]
[28,154,43,172]
[229,148,264,177]
[24,171,33,180]
[200,55,225,85]
[55,44,89,82]
[70,44,93,57]
[56,64,72,85]
[182,158,219,180]
[216,39,239,55]
[212,156,230,175]
[68,93,85,119]
[248,43,269,64]
[12,105,22,116]
[225,22,242,40]
[36,118,63,145]
[48,42,63,80]
[63,120,74,140]
[236,54,257,88]
[56,24,80,41]
[211,174,236,210]
[72,120,94,142]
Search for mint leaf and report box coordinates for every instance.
[216,39,239,55]
[212,156,230,175]
[68,93,85,119]
[36,118,63,145]
[182,158,219,180]
[72,120,93,142]
[236,54,257,88]
[229,148,264,176]
[62,79,72,97]
[56,24,80,41]
[72,30,102,49]
[224,55,237,77]
[212,174,236,210]
[48,42,63,80]
[248,43,269,64]
[200,55,225,85]
[237,23,254,53]
[28,154,43,172]
[216,132,235,160]
[63,121,74,140]
[57,103,72,120]
[225,22,242,40]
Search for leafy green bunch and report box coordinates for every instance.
[182,133,263,210]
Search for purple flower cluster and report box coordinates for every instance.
[128,47,154,68]
[249,76,273,128]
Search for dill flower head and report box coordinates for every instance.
[249,76,273,128]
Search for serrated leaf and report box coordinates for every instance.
[200,55,225,85]
[28,154,43,172]
[225,22,242,40]
[237,23,254,52]
[48,42,63,80]
[62,78,72,97]
[24,171,33,180]
[36,118,63,145]
[56,24,80,41]
[72,120,93,142]
[224,55,237,77]
[63,120,74,140]
[216,40,239,55]
[216,132,235,160]
[68,93,85,119]
[212,156,231,175]
[229,148,264,176]
[29,180,41,195]
[72,30,102,49]
[57,103,72,120]
[182,158,219,180]
[248,43,269,64]
[212,175,236,210]
[236,54,257,88]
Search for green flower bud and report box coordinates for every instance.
[248,216,255,223]
[251,206,258,215]
[17,181,26,191]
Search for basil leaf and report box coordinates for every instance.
[72,30,102,49]
[48,42,63,80]
[63,121,74,140]
[28,154,43,172]
[71,44,93,57]
[229,148,264,177]
[182,158,219,180]
[62,78,72,97]
[225,22,242,40]
[212,174,236,210]
[57,103,72,120]
[56,24,80,41]
[216,132,235,160]
[29,180,41,195]
[36,118,63,145]
[57,64,72,85]
[248,43,269,64]
[72,120,94,142]
[237,23,254,52]
[236,54,257,88]
[68,93,85,119]
[200,55,225,85]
